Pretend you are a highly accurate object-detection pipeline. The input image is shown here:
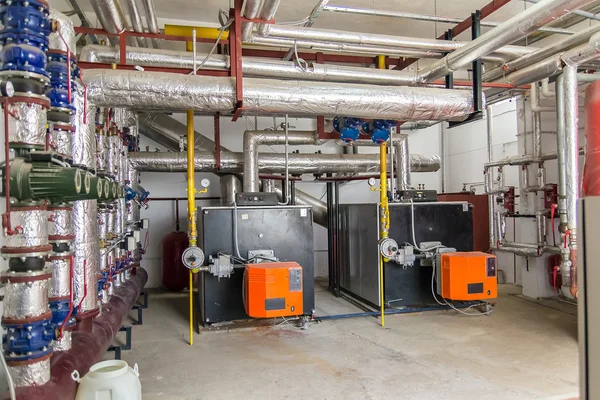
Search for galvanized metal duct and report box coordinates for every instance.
[90,0,136,47]
[220,175,242,205]
[138,112,218,151]
[140,0,161,48]
[83,70,474,121]
[418,0,594,82]
[79,45,420,86]
[483,24,600,82]
[273,183,328,228]
[129,150,440,174]
[125,0,149,47]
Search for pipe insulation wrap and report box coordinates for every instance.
[48,257,71,299]
[564,66,580,232]
[241,0,263,41]
[90,0,133,46]
[48,207,74,239]
[124,0,148,47]
[2,278,50,319]
[419,0,596,82]
[98,207,109,240]
[71,84,97,169]
[129,151,441,174]
[9,358,51,388]
[49,10,76,52]
[4,208,49,249]
[96,133,108,172]
[140,0,161,48]
[49,124,73,158]
[83,70,474,121]
[73,200,100,313]
[5,102,47,148]
[53,330,72,352]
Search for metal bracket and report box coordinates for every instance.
[448,10,484,128]
[107,325,132,360]
[131,290,148,325]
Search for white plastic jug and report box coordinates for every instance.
[72,360,142,400]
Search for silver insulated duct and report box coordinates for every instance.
[83,69,474,121]
[90,0,136,46]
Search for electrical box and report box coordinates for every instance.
[437,252,497,301]
[244,262,303,318]
[236,192,279,206]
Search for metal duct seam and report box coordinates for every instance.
[6,102,47,149]
[83,70,474,121]
[49,10,76,52]
[128,151,441,174]
[4,208,49,249]
[9,358,51,388]
[2,278,50,319]
[72,200,100,313]
[48,257,71,299]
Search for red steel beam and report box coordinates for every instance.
[393,0,512,70]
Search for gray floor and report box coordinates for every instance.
[114,284,579,400]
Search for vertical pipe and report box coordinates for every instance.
[563,65,579,298]
[487,106,496,249]
[140,0,161,48]
[241,0,263,42]
[556,74,568,228]
[334,181,340,297]
[396,134,411,190]
[326,177,333,290]
[379,140,388,329]
[290,180,296,205]
[532,83,543,160]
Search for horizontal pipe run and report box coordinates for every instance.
[322,5,574,34]
[129,151,441,174]
[83,69,474,121]
[484,147,585,168]
[419,0,595,82]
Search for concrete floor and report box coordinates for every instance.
[114,284,579,400]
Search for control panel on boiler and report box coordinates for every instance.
[236,192,279,206]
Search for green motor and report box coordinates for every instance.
[4,158,85,203]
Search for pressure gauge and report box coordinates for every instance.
[182,246,205,269]
[379,238,399,258]
[368,177,377,187]
[200,178,210,188]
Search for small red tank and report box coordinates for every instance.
[161,231,189,291]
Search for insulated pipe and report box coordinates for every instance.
[13,269,148,400]
[242,0,263,42]
[487,107,495,250]
[90,0,136,47]
[255,24,535,60]
[83,70,475,121]
[220,175,241,205]
[556,74,569,229]
[243,130,325,192]
[272,184,328,228]
[563,66,579,298]
[483,24,600,82]
[128,151,441,174]
[138,112,217,152]
[124,0,148,47]
[79,45,420,86]
[256,0,281,36]
[418,0,595,82]
[140,0,161,48]
[398,134,410,190]
[322,5,574,35]
[498,33,600,87]
[531,84,543,159]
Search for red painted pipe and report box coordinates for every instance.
[11,268,148,400]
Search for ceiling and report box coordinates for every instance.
[48,0,558,42]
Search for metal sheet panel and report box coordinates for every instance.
[198,206,315,325]
[339,202,473,307]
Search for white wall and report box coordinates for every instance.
[138,115,441,287]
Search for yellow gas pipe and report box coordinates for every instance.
[186,35,196,346]
[377,55,389,328]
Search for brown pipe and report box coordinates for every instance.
[12,268,148,400]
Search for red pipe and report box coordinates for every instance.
[583,81,600,195]
[13,268,148,400]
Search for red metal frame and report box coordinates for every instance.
[393,0,512,70]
